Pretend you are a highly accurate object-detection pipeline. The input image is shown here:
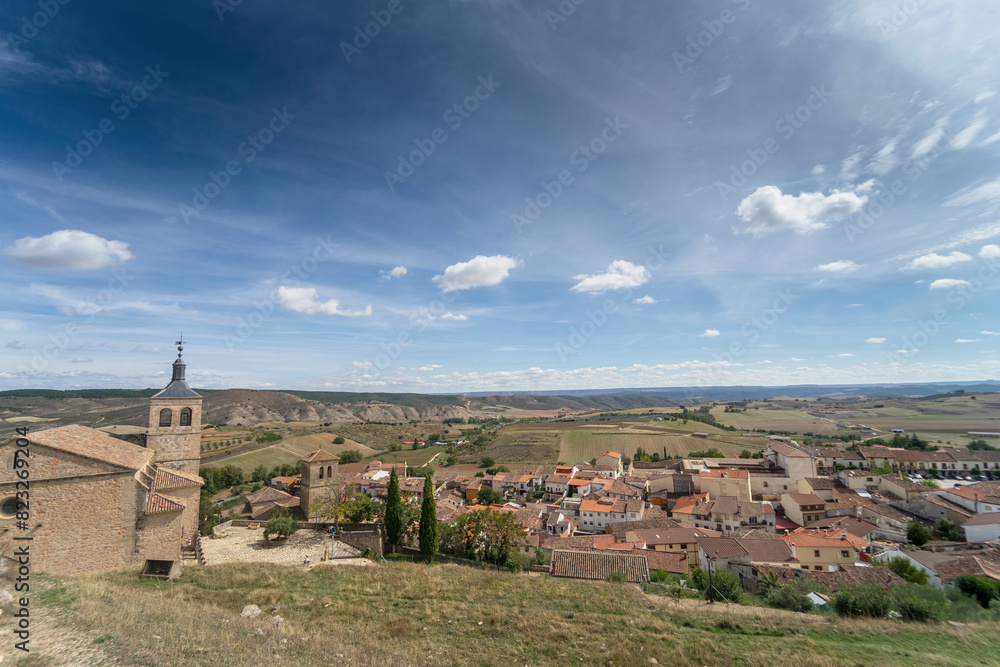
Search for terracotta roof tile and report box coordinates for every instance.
[27,424,153,471]
[153,467,203,491]
[550,549,649,583]
[145,491,185,515]
[301,449,340,463]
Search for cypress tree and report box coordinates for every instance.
[419,474,438,562]
[385,467,403,546]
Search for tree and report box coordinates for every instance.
[907,520,932,547]
[920,478,940,488]
[480,456,495,468]
[704,568,742,603]
[455,509,524,569]
[385,468,403,546]
[940,519,961,542]
[262,507,299,541]
[875,557,929,585]
[419,476,438,561]
[336,492,382,524]
[755,571,781,596]
[333,436,346,444]
[955,574,1000,608]
[476,487,503,506]
[338,449,363,464]
[251,464,269,483]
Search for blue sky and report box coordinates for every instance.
[2,0,1000,392]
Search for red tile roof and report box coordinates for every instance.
[550,549,649,583]
[145,491,185,515]
[153,467,203,491]
[29,424,154,471]
[302,449,340,463]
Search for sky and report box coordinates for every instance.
[2,0,1000,393]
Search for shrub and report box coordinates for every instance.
[833,584,892,618]
[333,436,346,444]
[262,508,299,541]
[766,584,814,613]
[906,521,932,547]
[689,567,708,591]
[955,574,1000,608]
[338,449,362,464]
[705,569,742,604]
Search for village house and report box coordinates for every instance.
[781,493,828,526]
[577,497,645,534]
[625,526,721,565]
[782,528,867,571]
[699,469,751,502]
[693,496,776,534]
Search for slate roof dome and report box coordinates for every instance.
[151,343,202,399]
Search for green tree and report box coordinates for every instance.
[333,436,346,444]
[455,509,524,569]
[335,492,382,524]
[920,478,940,488]
[480,456,495,468]
[476,487,503,506]
[939,519,961,542]
[907,521,932,547]
[262,507,299,541]
[705,568,742,603]
[250,464,269,483]
[419,476,438,561]
[338,449,363,464]
[385,468,403,546]
[875,557,929,585]
[955,574,1000,608]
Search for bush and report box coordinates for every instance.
[689,567,708,591]
[906,521,932,547]
[833,584,892,618]
[766,584,814,613]
[333,436,346,444]
[338,449,363,464]
[480,456,495,468]
[262,508,299,541]
[955,574,1000,608]
[704,569,742,603]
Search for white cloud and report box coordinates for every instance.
[351,361,373,368]
[790,357,806,361]
[811,164,825,175]
[980,244,1000,260]
[68,357,92,363]
[734,185,868,237]
[3,229,133,271]
[956,339,982,343]
[846,303,863,308]
[699,329,720,338]
[380,265,407,280]
[416,365,443,372]
[911,118,949,158]
[982,331,999,336]
[814,259,863,273]
[905,251,973,270]
[945,176,1000,207]
[570,260,650,294]
[276,286,372,317]
[952,114,988,150]
[866,337,886,344]
[929,279,970,290]
[633,295,657,305]
[440,312,468,321]
[710,75,732,96]
[982,131,1000,147]
[893,349,917,354]
[832,353,854,357]
[433,255,521,292]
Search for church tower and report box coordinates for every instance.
[146,340,203,476]
[299,449,339,520]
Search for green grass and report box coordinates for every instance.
[17,562,1000,667]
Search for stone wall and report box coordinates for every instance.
[137,510,181,561]
[338,525,383,555]
[147,397,202,476]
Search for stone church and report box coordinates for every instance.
[0,346,204,575]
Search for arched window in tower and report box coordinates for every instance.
[319,467,324,479]
[158,408,172,427]
[180,407,192,426]
[327,466,332,479]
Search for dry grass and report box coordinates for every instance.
[16,561,1000,666]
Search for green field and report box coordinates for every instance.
[559,429,750,461]
[19,562,1000,667]
[370,445,447,466]
[205,432,378,472]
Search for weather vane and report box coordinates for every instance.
[175,333,184,357]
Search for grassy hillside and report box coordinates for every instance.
[11,562,1000,666]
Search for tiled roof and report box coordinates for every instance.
[784,493,826,506]
[700,469,749,479]
[153,467,203,491]
[145,491,185,515]
[735,538,796,564]
[696,536,749,559]
[754,563,903,590]
[945,486,1000,505]
[579,498,626,514]
[550,549,649,583]
[630,527,722,545]
[935,552,1000,584]
[806,516,878,538]
[607,517,682,541]
[246,486,296,505]
[27,424,154,471]
[804,478,837,490]
[964,512,1000,526]
[709,496,772,517]
[302,449,340,463]
[783,529,868,551]
[598,451,622,459]
[769,442,810,458]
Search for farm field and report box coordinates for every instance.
[205,430,377,472]
[371,445,447,466]
[559,429,750,462]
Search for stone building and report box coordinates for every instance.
[299,449,340,520]
[0,345,203,575]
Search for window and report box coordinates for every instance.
[319,467,324,479]
[158,408,172,427]
[814,550,820,557]
[814,566,823,571]
[327,465,332,479]
[180,407,192,426]
[841,550,849,558]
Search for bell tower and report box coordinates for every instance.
[299,449,339,520]
[146,338,203,476]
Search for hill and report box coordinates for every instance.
[12,562,1000,666]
